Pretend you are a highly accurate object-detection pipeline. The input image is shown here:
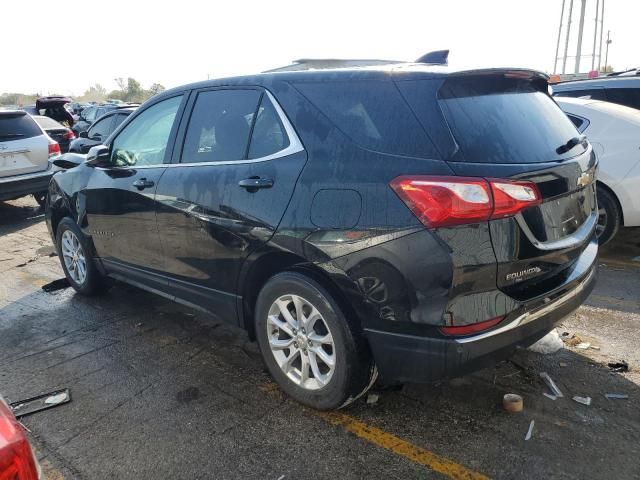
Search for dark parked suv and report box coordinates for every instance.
[46,64,598,409]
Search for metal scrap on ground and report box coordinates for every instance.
[9,389,71,418]
[540,372,564,398]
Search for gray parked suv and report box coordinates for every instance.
[553,76,640,110]
[0,110,61,207]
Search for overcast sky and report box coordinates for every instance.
[3,0,638,95]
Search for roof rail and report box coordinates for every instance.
[264,49,450,73]
[264,58,401,73]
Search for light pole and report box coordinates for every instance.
[604,30,612,72]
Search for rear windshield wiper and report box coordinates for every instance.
[556,135,586,155]
[0,133,26,139]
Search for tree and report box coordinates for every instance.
[80,84,107,102]
[147,83,165,97]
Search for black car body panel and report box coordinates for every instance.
[47,64,598,384]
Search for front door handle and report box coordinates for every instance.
[132,178,155,190]
[238,176,274,191]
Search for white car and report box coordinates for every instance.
[557,97,640,244]
[0,110,61,207]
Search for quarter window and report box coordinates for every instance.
[111,96,182,167]
[182,89,261,163]
[248,95,290,159]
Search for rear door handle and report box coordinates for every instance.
[132,178,155,190]
[238,177,274,191]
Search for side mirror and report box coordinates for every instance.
[79,131,89,138]
[86,145,111,167]
[52,153,86,170]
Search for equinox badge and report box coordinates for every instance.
[506,267,542,282]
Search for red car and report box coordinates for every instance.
[0,396,40,479]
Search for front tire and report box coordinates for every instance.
[255,272,375,410]
[596,186,621,246]
[55,218,111,295]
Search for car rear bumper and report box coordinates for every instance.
[0,168,54,201]
[365,241,597,384]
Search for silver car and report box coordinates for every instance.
[0,110,61,207]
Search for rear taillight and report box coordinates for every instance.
[62,130,75,140]
[48,140,61,158]
[439,316,504,336]
[390,176,541,228]
[0,398,39,480]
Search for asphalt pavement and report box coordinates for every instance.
[1,197,639,480]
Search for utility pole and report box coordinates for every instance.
[562,0,574,73]
[604,30,612,71]
[575,0,587,73]
[597,0,606,71]
[591,0,600,70]
[554,0,566,73]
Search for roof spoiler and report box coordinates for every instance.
[415,50,449,65]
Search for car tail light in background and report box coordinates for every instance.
[48,140,61,158]
[390,176,541,228]
[0,397,40,480]
[62,130,75,140]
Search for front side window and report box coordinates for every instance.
[112,113,129,131]
[83,107,97,123]
[88,116,113,140]
[181,89,261,163]
[111,96,182,167]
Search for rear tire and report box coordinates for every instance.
[596,186,621,246]
[255,271,375,410]
[55,218,112,296]
[33,191,47,208]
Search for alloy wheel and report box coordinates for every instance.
[266,294,336,390]
[61,230,87,285]
[596,206,607,237]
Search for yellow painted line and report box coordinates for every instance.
[320,411,489,480]
[260,383,489,480]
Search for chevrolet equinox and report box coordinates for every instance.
[46,64,598,409]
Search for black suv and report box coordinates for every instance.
[46,65,598,409]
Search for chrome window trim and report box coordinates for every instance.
[161,90,304,169]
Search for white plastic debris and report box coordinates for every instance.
[572,396,592,406]
[525,420,535,441]
[528,329,564,354]
[44,392,68,405]
[543,393,558,401]
[540,372,564,398]
[366,393,379,405]
[575,342,591,350]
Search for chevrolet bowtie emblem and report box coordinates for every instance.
[577,172,592,187]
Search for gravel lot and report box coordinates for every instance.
[1,196,639,480]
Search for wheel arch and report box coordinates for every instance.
[238,250,366,341]
[597,180,624,226]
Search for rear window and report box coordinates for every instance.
[294,81,440,158]
[0,113,42,140]
[437,76,584,163]
[33,116,63,130]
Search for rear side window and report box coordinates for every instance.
[295,81,440,158]
[181,89,261,163]
[554,88,607,101]
[438,76,584,163]
[604,88,640,110]
[0,113,42,140]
